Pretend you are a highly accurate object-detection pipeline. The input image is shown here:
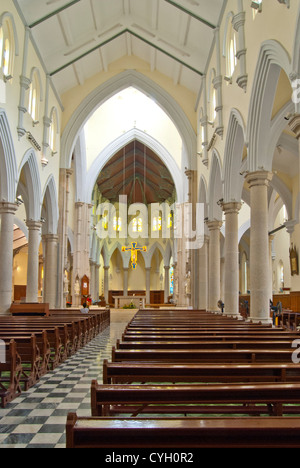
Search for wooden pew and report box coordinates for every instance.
[112,347,296,364]
[91,380,300,417]
[0,330,50,380]
[117,339,295,350]
[0,324,63,370]
[103,360,300,384]
[0,340,22,408]
[10,303,50,316]
[122,333,299,342]
[66,413,300,448]
[124,330,298,339]
[0,334,41,390]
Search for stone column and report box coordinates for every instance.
[164,266,170,303]
[90,260,96,301]
[146,267,151,305]
[123,267,129,296]
[0,203,18,315]
[43,234,58,309]
[198,235,209,310]
[246,171,273,324]
[172,262,178,305]
[95,264,100,302]
[222,202,242,318]
[26,220,42,303]
[57,168,73,308]
[103,266,109,305]
[207,220,222,313]
[73,202,92,301]
[269,234,275,304]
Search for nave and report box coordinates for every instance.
[0,311,135,448]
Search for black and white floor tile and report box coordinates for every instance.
[0,320,127,448]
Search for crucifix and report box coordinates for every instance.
[122,242,147,270]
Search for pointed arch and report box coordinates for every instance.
[108,241,128,268]
[42,174,59,234]
[85,129,184,204]
[0,108,17,202]
[246,40,292,172]
[208,149,223,221]
[18,149,41,221]
[223,109,246,203]
[61,70,196,173]
[146,242,166,269]
[292,6,300,106]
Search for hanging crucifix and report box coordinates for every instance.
[122,242,147,270]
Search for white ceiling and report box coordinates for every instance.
[14,0,226,96]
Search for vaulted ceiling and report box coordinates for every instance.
[96,140,176,204]
[14,0,226,96]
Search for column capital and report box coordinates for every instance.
[285,219,297,235]
[222,202,242,215]
[245,171,273,189]
[0,202,18,215]
[26,220,42,230]
[103,266,110,271]
[184,169,194,179]
[206,220,223,231]
[42,233,58,242]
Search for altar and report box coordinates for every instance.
[113,296,146,309]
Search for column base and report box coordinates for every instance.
[225,313,244,320]
[247,316,272,325]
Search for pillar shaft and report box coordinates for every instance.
[43,234,58,309]
[164,266,170,303]
[0,203,18,315]
[246,171,273,324]
[198,235,209,310]
[222,202,242,318]
[207,220,222,313]
[26,220,42,303]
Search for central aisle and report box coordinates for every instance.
[0,310,136,448]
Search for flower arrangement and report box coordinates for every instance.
[123,302,136,309]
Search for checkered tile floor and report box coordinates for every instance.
[0,320,127,448]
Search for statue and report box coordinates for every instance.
[64,270,69,294]
[74,277,80,296]
[185,271,191,295]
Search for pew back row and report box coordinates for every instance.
[0,309,110,407]
[67,309,300,448]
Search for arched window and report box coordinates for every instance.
[113,216,122,232]
[0,15,16,81]
[223,13,237,81]
[132,217,143,233]
[208,70,217,124]
[153,216,162,232]
[49,108,58,154]
[211,86,217,123]
[28,70,42,125]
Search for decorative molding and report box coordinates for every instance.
[26,131,42,152]
[207,132,217,152]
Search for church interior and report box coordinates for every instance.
[0,0,300,449]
